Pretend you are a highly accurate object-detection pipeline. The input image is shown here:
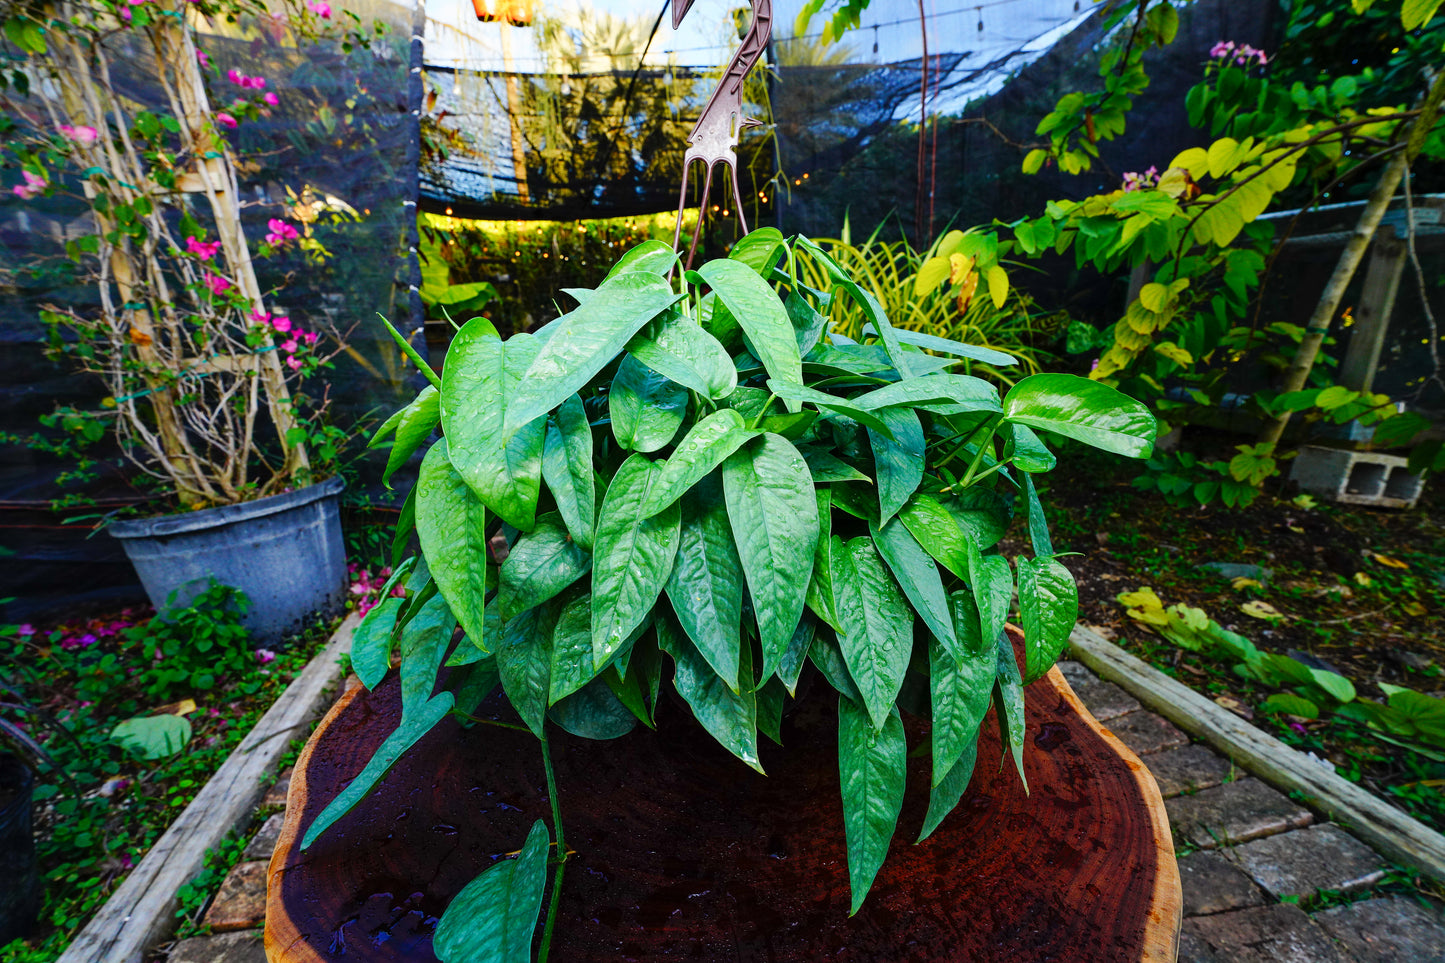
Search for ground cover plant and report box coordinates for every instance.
[1022,438,1445,835]
[0,595,339,963]
[343,229,1156,961]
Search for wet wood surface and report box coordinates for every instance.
[267,634,1180,962]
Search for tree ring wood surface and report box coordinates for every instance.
[266,634,1180,962]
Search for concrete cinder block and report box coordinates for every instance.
[1290,446,1424,509]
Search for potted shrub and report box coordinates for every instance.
[2,0,354,640]
[285,230,1157,958]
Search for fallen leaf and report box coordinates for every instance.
[1231,577,1263,591]
[1402,601,1427,617]
[1373,553,1409,569]
[1354,572,1374,587]
[1098,572,1123,582]
[1241,600,1287,621]
[1213,694,1254,720]
[153,699,198,716]
[129,325,153,346]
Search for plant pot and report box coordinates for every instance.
[0,756,38,947]
[264,637,1181,962]
[108,477,348,644]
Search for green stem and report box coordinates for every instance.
[747,394,777,430]
[537,729,567,963]
[376,312,441,389]
[958,417,1000,489]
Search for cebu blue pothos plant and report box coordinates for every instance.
[312,228,1155,961]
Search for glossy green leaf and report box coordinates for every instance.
[917,737,977,843]
[610,354,689,453]
[888,327,1018,367]
[541,394,596,551]
[867,407,924,525]
[604,662,654,729]
[1022,474,1054,558]
[351,596,403,690]
[549,675,638,739]
[433,819,549,963]
[643,410,757,517]
[446,656,499,719]
[852,374,1001,414]
[776,613,816,696]
[625,313,738,399]
[505,273,684,437]
[728,226,787,276]
[800,448,871,483]
[830,535,913,730]
[967,543,1013,652]
[664,480,745,690]
[810,630,863,703]
[416,442,491,652]
[398,591,454,712]
[929,593,992,786]
[1018,556,1077,684]
[723,433,820,678]
[698,259,803,410]
[785,288,828,356]
[658,617,762,772]
[1002,373,1156,458]
[838,697,907,916]
[496,602,558,737]
[794,235,921,379]
[897,494,970,581]
[603,238,679,280]
[765,380,898,437]
[804,490,840,632]
[1004,423,1055,473]
[440,325,544,530]
[391,483,417,570]
[871,516,959,659]
[300,692,454,850]
[946,486,1012,551]
[995,632,1028,791]
[548,590,599,704]
[592,455,681,669]
[498,513,592,619]
[757,677,787,745]
[379,386,439,488]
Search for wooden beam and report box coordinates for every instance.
[55,614,359,963]
[1338,237,1407,393]
[1068,624,1445,882]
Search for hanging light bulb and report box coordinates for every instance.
[977,8,984,32]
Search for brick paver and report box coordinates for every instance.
[1315,897,1445,962]
[1176,851,1266,916]
[167,929,266,963]
[1229,823,1386,903]
[1180,903,1353,962]
[1106,709,1190,756]
[1144,744,1234,798]
[200,860,269,932]
[1166,777,1313,849]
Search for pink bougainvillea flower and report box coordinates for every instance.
[60,124,99,147]
[197,50,210,67]
[307,0,331,17]
[227,68,246,85]
[250,308,270,325]
[185,235,222,261]
[215,111,238,129]
[13,170,46,200]
[303,330,319,346]
[254,648,277,664]
[265,218,301,246]
[286,355,303,370]
[281,338,299,353]
[271,314,292,333]
[204,273,232,295]
[264,92,280,107]
[246,76,267,90]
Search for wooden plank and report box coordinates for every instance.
[1069,624,1445,883]
[56,613,360,963]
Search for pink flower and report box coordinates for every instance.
[247,76,267,90]
[251,308,270,325]
[227,68,245,85]
[282,338,299,353]
[286,355,303,370]
[215,112,237,129]
[303,331,319,345]
[254,648,277,664]
[307,0,331,17]
[13,170,46,200]
[264,92,279,107]
[265,218,300,246]
[271,314,292,333]
[185,235,222,261]
[60,125,99,147]
[204,273,232,295]
[1209,40,1235,59]
[197,50,210,67]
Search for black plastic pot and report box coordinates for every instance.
[0,756,38,947]
[108,476,348,643]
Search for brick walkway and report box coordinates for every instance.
[1059,660,1445,963]
[162,670,1445,962]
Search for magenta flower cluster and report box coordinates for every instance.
[265,218,301,246]
[252,308,320,370]
[1209,41,1268,66]
[348,563,406,615]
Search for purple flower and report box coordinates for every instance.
[254,648,277,664]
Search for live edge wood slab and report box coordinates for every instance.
[267,639,1181,963]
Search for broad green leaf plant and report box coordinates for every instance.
[330,230,1155,960]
